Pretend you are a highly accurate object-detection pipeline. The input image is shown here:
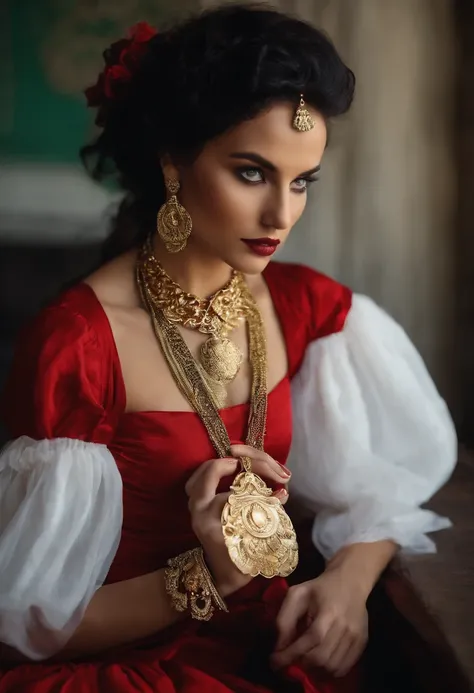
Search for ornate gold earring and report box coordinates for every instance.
[157,178,192,253]
[292,94,315,132]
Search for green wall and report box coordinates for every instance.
[0,0,195,163]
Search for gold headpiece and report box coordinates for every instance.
[292,94,315,132]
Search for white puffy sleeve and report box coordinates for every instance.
[288,293,457,559]
[0,436,122,660]
[0,301,125,660]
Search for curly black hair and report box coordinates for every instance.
[82,3,355,261]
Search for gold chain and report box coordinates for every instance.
[137,254,266,455]
[136,240,298,579]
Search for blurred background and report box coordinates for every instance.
[0,0,473,680]
[0,0,472,439]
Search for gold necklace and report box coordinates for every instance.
[137,243,299,579]
[139,239,249,407]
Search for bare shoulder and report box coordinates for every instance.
[83,249,148,341]
[84,250,139,310]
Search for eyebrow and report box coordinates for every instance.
[229,151,321,177]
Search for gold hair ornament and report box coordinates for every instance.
[293,95,315,132]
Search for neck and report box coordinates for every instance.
[151,235,234,298]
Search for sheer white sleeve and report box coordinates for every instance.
[288,294,457,559]
[0,436,123,660]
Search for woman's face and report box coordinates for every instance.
[174,101,327,275]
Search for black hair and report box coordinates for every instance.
[81,3,355,262]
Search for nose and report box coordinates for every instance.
[261,188,293,232]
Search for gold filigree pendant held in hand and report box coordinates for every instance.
[222,456,298,578]
[157,178,192,253]
[220,300,298,578]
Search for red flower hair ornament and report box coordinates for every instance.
[85,22,157,125]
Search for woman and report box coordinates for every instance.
[0,5,456,692]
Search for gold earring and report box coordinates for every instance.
[157,178,192,253]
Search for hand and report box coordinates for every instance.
[185,448,290,597]
[271,570,369,677]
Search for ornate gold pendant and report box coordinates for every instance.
[200,336,243,383]
[199,336,243,408]
[221,458,299,578]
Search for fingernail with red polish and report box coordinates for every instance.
[278,463,291,477]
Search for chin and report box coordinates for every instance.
[227,253,274,276]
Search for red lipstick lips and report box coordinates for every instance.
[242,238,280,257]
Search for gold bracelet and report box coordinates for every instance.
[164,547,228,621]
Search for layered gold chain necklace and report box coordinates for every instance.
[137,240,298,579]
[139,238,248,408]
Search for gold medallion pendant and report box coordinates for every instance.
[199,336,243,408]
[136,240,299,580]
[222,457,298,578]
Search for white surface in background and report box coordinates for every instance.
[0,164,121,244]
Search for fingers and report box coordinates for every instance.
[272,630,315,670]
[186,458,238,512]
[331,613,368,677]
[332,635,366,678]
[328,637,355,677]
[300,620,340,669]
[210,491,231,516]
[301,623,366,677]
[272,610,334,670]
[274,586,308,652]
[186,449,290,520]
[324,635,355,677]
[274,488,289,505]
[184,458,215,497]
[230,444,291,485]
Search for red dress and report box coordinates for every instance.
[0,262,356,693]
